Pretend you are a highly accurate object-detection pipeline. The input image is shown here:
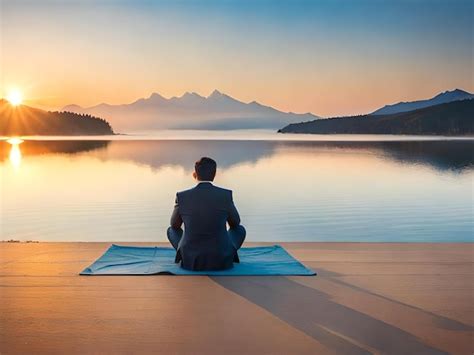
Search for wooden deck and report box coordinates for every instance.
[0,242,472,354]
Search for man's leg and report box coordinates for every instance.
[167,226,183,250]
[228,225,246,250]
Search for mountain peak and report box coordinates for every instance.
[448,88,468,94]
[208,89,224,99]
[181,91,204,99]
[63,103,84,111]
[149,92,165,100]
[432,88,473,101]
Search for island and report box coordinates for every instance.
[0,99,114,136]
[278,99,474,136]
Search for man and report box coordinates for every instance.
[167,157,246,271]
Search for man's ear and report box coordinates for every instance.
[192,171,197,180]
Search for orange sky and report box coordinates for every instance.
[1,0,472,117]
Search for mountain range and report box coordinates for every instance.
[370,89,473,115]
[63,90,320,132]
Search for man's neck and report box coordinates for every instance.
[197,180,213,184]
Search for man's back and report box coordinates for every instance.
[170,182,243,270]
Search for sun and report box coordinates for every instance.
[6,89,23,106]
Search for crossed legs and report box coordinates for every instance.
[167,225,246,251]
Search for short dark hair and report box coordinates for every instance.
[195,157,217,181]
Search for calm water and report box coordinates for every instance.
[1,135,473,242]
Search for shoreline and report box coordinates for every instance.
[2,131,474,142]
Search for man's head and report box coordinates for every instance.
[193,157,217,181]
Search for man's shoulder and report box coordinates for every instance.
[211,184,232,195]
[176,187,195,198]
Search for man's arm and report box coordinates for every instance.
[170,193,183,229]
[227,191,241,228]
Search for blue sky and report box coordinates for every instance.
[1,0,473,115]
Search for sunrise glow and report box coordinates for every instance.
[6,89,23,106]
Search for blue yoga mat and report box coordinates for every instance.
[80,244,316,276]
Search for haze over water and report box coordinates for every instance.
[1,134,473,242]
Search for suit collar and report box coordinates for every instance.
[195,181,213,189]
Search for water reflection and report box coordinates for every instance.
[353,140,473,172]
[0,139,109,162]
[6,138,23,168]
[1,139,472,172]
[1,138,472,242]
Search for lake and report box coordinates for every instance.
[1,133,473,242]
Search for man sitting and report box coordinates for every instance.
[167,157,246,271]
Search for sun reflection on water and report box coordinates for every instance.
[7,137,23,168]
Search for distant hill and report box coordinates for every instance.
[278,99,474,136]
[63,90,320,132]
[371,89,473,115]
[0,100,114,136]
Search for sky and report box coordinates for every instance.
[1,0,473,117]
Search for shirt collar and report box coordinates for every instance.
[197,181,213,185]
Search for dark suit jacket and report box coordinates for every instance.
[170,182,242,271]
